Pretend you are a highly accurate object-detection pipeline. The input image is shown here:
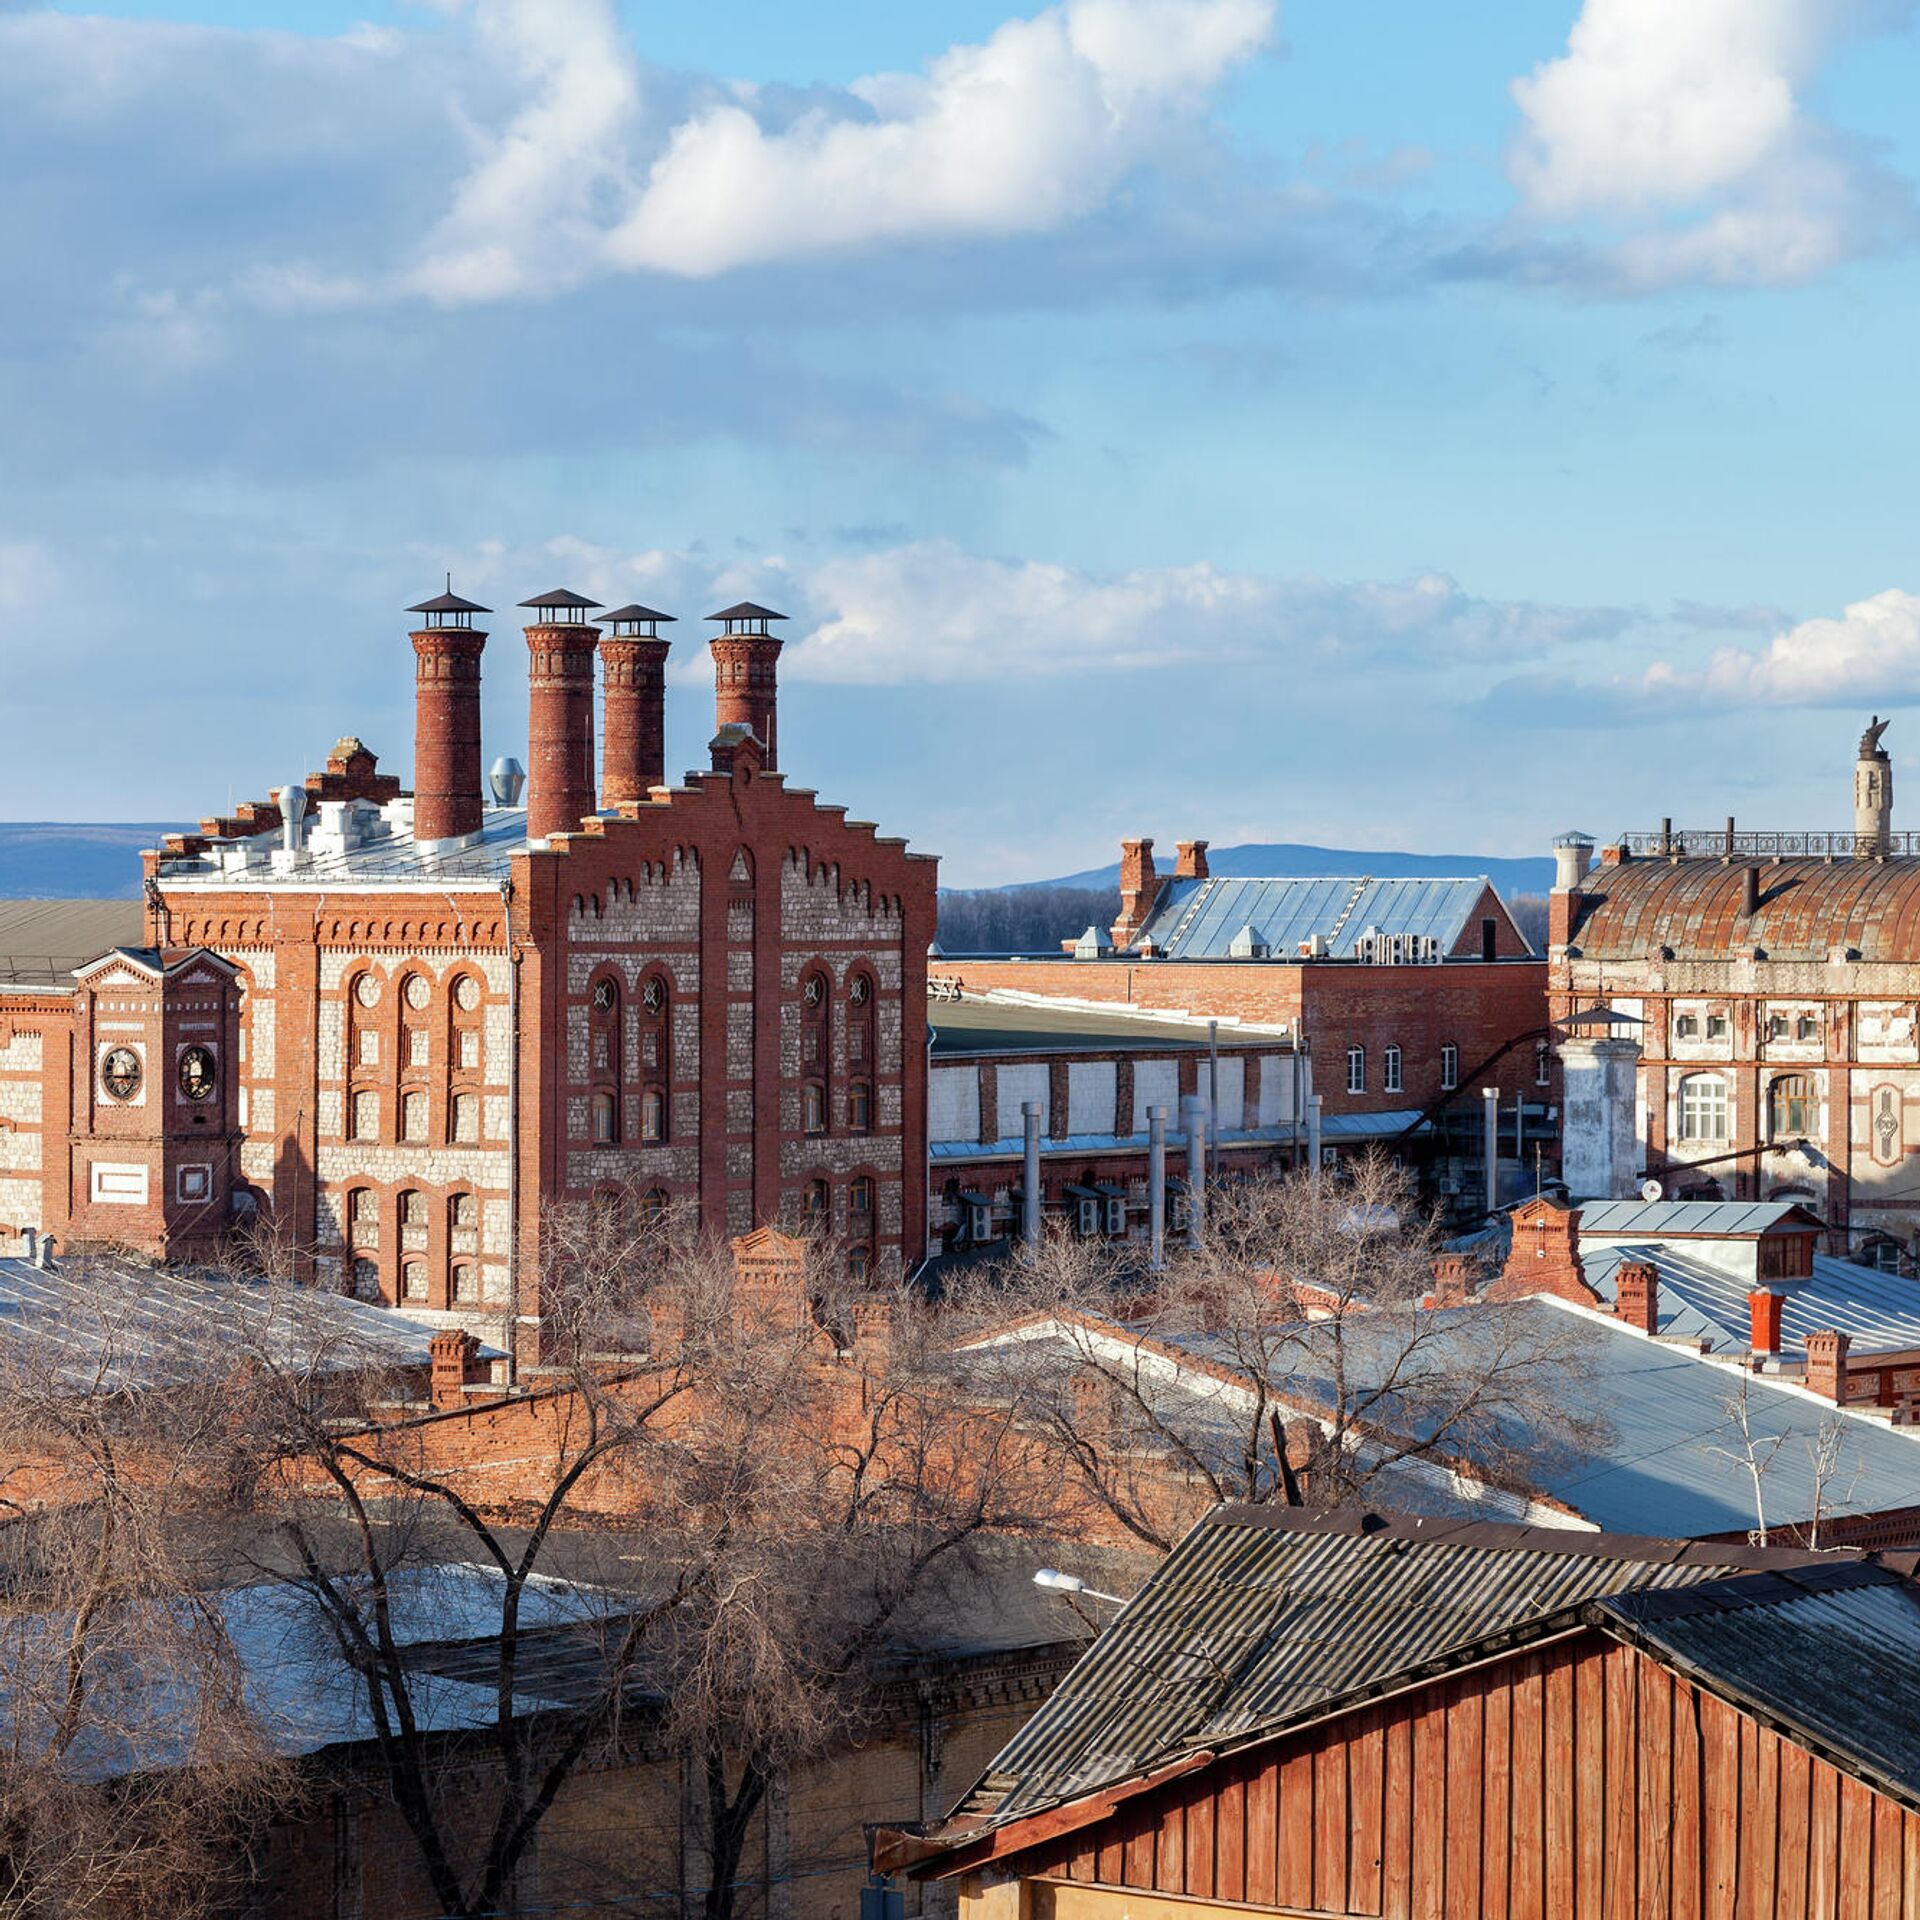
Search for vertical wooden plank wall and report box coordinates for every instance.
[1023,1633,1920,1920]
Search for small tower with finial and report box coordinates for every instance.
[1856,715,1893,858]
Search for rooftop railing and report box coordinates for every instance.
[1616,825,1917,859]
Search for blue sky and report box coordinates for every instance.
[5,0,1920,883]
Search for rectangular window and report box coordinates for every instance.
[460,1030,480,1069]
[1797,1015,1818,1042]
[408,1028,429,1068]
[1679,1076,1730,1143]
[352,1091,379,1142]
[1706,1013,1728,1040]
[1440,1045,1458,1091]
[1674,1014,1698,1039]
[1346,1046,1365,1095]
[1768,1015,1788,1041]
[401,1091,427,1143]
[1384,1046,1403,1094]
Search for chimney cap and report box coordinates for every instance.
[709,601,788,632]
[610,599,687,637]
[408,589,491,627]
[518,588,604,616]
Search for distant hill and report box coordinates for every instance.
[1024,841,1556,898]
[0,825,182,900]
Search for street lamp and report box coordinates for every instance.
[1033,1568,1128,1605]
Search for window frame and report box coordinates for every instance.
[1346,1045,1365,1095]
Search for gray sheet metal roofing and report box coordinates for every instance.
[0,898,147,985]
[966,1507,1836,1827]
[1599,1562,1920,1809]
[0,1250,472,1392]
[1579,1241,1920,1356]
[1135,875,1507,960]
[1578,1199,1817,1238]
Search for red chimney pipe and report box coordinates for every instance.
[408,590,490,844]
[1615,1259,1659,1335]
[522,589,602,842]
[1748,1287,1784,1356]
[708,602,787,771]
[600,605,674,806]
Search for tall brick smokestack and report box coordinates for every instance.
[407,589,490,844]
[600,604,675,806]
[708,602,788,771]
[521,589,603,843]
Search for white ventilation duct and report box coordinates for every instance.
[488,757,526,806]
[278,782,310,854]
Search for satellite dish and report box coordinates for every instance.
[1640,1178,1665,1203]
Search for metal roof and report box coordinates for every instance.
[967,1507,1833,1826]
[1600,1563,1920,1810]
[1580,1242,1920,1357]
[158,801,530,888]
[1135,875,1512,960]
[1569,857,1920,964]
[1106,1298,1920,1539]
[929,997,1294,1057]
[517,588,602,610]
[0,898,148,985]
[405,591,490,615]
[601,603,676,623]
[709,601,788,621]
[1578,1199,1818,1238]
[0,1251,472,1393]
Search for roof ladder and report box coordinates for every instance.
[1320,877,1373,954]
[1163,878,1219,955]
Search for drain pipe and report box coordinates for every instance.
[1182,1094,1207,1248]
[1148,1104,1168,1272]
[1021,1100,1043,1258]
[1483,1085,1500,1219]
[1207,1020,1221,1180]
[1306,1094,1323,1190]
[501,877,521,1387]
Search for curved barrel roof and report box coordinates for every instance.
[1571,857,1920,963]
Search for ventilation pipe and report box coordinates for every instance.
[1743,864,1761,917]
[1483,1085,1500,1216]
[1021,1100,1043,1257]
[32,1232,53,1272]
[1182,1094,1207,1248]
[1148,1104,1168,1273]
[277,783,309,856]
[18,1227,34,1264]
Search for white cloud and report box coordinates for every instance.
[605,0,1273,277]
[1650,588,1920,708]
[778,540,1625,684]
[1507,0,1914,288]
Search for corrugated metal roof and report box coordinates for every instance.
[1578,1199,1815,1238]
[1599,1564,1920,1809]
[1581,1243,1920,1356]
[971,1508,1830,1825]
[0,898,146,985]
[0,1251,473,1392]
[929,999,1286,1057]
[1135,875,1507,960]
[1131,1299,1920,1539]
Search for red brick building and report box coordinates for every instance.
[1548,719,1920,1268]
[943,839,1549,1217]
[0,592,937,1354]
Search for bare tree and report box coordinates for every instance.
[1712,1374,1863,1549]
[957,1154,1604,1551]
[0,1253,302,1917]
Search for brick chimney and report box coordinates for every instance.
[521,589,603,843]
[1806,1328,1851,1402]
[1548,832,1596,949]
[709,602,787,771]
[1111,838,1162,948]
[1175,840,1210,880]
[407,589,490,844]
[1748,1287,1785,1357]
[1430,1253,1476,1308]
[1492,1195,1599,1305]
[1614,1259,1659,1334]
[599,604,674,806]
[429,1328,484,1410]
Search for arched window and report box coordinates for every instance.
[848,1081,872,1133]
[641,1087,667,1142]
[801,968,831,1078]
[351,1091,379,1142]
[589,975,622,1074]
[451,1262,478,1302]
[402,1259,428,1302]
[1769,1074,1816,1140]
[350,1256,380,1299]
[401,1090,428,1143]
[451,1091,479,1144]
[1534,1039,1552,1087]
[400,972,431,1070]
[803,1082,828,1135]
[1440,1045,1458,1091]
[639,1188,668,1225]
[1346,1046,1365,1095]
[590,1091,619,1145]
[847,970,875,1074]
[849,1176,874,1220]
[803,1178,830,1220]
[639,970,670,1069]
[347,1187,377,1255]
[1677,1074,1730,1144]
[847,1246,872,1283]
[399,1190,427,1256]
